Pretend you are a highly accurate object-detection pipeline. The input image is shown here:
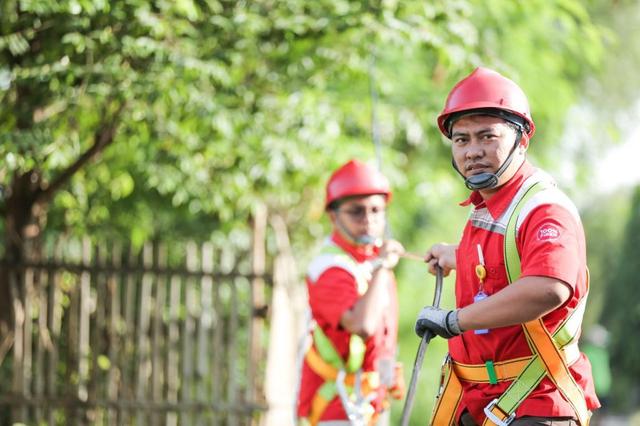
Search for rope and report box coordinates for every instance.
[368,53,383,172]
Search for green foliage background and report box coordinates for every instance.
[2,0,640,423]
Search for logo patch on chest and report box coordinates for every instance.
[537,223,560,241]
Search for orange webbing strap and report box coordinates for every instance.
[430,356,463,426]
[309,391,331,426]
[521,319,590,425]
[453,343,580,385]
[453,356,531,383]
[306,346,354,384]
[305,346,380,425]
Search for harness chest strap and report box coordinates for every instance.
[430,181,591,426]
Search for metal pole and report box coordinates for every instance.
[400,265,444,426]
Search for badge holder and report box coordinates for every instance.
[474,244,490,335]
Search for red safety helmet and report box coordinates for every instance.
[325,160,392,209]
[437,67,535,139]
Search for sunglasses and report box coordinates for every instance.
[337,205,386,221]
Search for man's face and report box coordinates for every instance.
[450,115,527,193]
[329,194,387,242]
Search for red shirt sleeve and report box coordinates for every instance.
[308,267,359,329]
[517,203,584,293]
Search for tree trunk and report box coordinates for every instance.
[1,170,47,334]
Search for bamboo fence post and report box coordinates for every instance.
[77,237,92,424]
[34,264,49,424]
[250,203,267,412]
[181,242,198,425]
[120,245,138,423]
[228,253,239,426]
[166,272,182,426]
[263,215,301,426]
[89,243,106,424]
[211,245,223,426]
[135,242,154,425]
[197,242,214,426]
[151,243,167,426]
[10,269,26,422]
[47,239,64,425]
[106,243,122,426]
[23,264,35,421]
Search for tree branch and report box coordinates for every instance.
[37,101,127,205]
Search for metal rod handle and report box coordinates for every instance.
[400,265,443,426]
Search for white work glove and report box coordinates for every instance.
[414,306,462,339]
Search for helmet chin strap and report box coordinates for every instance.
[453,129,522,191]
[335,215,381,247]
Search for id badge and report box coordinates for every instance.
[474,245,490,335]
[473,290,490,335]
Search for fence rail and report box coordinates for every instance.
[0,237,270,426]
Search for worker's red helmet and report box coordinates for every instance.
[325,160,392,209]
[437,67,535,139]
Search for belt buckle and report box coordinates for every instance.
[483,399,515,426]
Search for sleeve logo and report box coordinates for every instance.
[537,223,560,241]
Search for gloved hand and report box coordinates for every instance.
[414,306,462,339]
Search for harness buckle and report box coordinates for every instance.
[483,399,515,426]
[437,354,451,396]
[336,369,375,426]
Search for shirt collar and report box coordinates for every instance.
[459,161,536,219]
[331,231,379,262]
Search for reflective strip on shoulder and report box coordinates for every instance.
[307,253,361,283]
[307,241,359,283]
[515,185,582,231]
[503,181,548,283]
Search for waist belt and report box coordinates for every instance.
[453,342,580,384]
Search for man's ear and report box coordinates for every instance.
[327,209,337,225]
[519,134,530,152]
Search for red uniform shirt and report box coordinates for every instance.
[297,232,399,421]
[450,162,599,422]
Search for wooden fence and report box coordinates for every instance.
[0,234,272,426]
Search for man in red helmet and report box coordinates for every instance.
[414,68,600,425]
[296,159,406,426]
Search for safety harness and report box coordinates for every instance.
[430,181,591,426]
[301,242,381,426]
